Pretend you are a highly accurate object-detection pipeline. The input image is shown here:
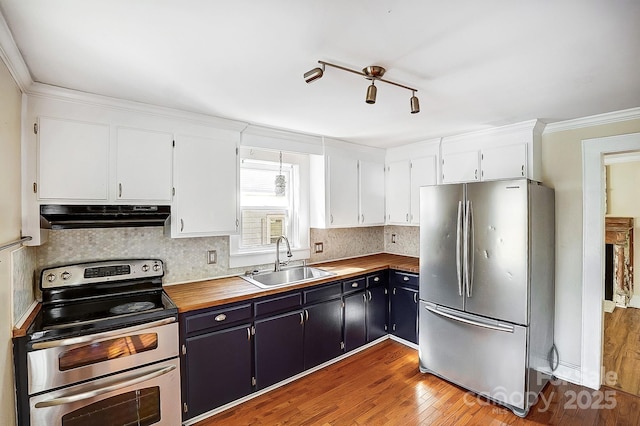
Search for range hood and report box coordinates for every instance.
[40,205,171,229]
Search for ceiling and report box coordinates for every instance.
[1,1,639,148]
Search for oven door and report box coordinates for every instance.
[29,358,180,426]
[28,318,178,395]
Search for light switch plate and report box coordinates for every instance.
[391,234,397,244]
[314,242,323,253]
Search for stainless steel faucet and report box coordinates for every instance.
[274,235,293,271]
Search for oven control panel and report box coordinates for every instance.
[41,259,164,289]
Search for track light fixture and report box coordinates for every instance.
[303,60,419,114]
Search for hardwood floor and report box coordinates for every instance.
[195,340,640,425]
[603,307,640,396]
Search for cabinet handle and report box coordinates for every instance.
[330,214,334,224]
[414,293,418,303]
[180,219,184,232]
[393,288,396,295]
[247,327,251,341]
[474,169,478,180]
[300,312,304,325]
[214,314,226,322]
[363,293,367,302]
[406,213,409,222]
[361,214,364,223]
[367,290,372,301]
[118,183,122,198]
[305,310,309,321]
[373,276,380,282]
[521,164,525,176]
[352,282,359,288]
[403,276,409,282]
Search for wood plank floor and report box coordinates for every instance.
[603,307,640,396]
[195,340,640,425]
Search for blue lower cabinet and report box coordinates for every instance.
[254,310,304,390]
[303,298,344,369]
[390,285,418,344]
[366,285,388,342]
[184,323,253,418]
[344,291,367,352]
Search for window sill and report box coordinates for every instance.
[229,247,310,269]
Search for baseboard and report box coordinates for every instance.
[603,300,616,313]
[629,295,640,309]
[388,334,419,350]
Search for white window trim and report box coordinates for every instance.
[230,148,310,269]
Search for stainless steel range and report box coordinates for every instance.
[13,259,181,426]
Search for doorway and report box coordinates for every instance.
[581,133,640,391]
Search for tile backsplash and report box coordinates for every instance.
[35,225,419,287]
[11,246,36,325]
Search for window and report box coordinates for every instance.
[229,148,310,268]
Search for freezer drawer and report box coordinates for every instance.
[419,301,527,412]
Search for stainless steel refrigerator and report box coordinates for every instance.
[419,178,555,417]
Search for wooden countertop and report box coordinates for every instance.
[164,253,419,313]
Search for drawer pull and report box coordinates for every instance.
[352,282,359,288]
[403,276,409,282]
[373,277,380,282]
[214,314,227,322]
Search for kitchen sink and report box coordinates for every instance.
[241,266,336,289]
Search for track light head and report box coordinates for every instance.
[410,92,420,114]
[366,81,377,104]
[304,67,324,83]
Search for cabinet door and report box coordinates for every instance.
[442,150,480,184]
[328,154,358,227]
[37,117,109,200]
[386,160,411,224]
[410,156,437,224]
[254,310,304,390]
[366,286,388,342]
[344,291,367,352]
[173,134,238,236]
[481,144,527,181]
[359,160,385,225]
[184,324,252,419]
[303,299,343,369]
[390,286,418,344]
[116,127,173,201]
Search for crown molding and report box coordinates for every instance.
[543,107,640,134]
[0,10,32,91]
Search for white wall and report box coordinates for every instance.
[541,119,640,376]
[0,55,22,426]
[606,160,640,296]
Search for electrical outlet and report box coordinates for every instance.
[391,234,397,244]
[207,250,217,264]
[314,242,324,253]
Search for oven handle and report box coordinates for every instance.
[31,317,176,350]
[34,364,176,408]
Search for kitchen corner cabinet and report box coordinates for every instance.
[310,140,385,228]
[171,132,239,237]
[389,271,419,344]
[343,272,389,352]
[386,156,437,225]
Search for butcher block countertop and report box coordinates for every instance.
[164,253,419,313]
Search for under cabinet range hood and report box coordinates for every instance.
[40,205,171,229]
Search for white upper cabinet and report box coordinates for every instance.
[409,155,438,224]
[359,160,385,225]
[37,117,110,200]
[310,139,385,228]
[385,160,411,224]
[171,132,239,237]
[441,120,544,184]
[116,127,173,201]
[385,139,440,226]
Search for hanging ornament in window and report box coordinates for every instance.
[275,151,286,196]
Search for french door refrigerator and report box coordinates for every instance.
[419,178,555,417]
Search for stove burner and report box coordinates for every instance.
[109,301,156,315]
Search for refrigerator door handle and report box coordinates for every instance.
[456,201,463,296]
[466,200,475,297]
[425,305,514,333]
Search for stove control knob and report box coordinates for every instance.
[46,273,56,283]
[141,264,150,272]
[61,271,71,280]
[152,264,161,272]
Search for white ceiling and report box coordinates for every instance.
[1,0,639,148]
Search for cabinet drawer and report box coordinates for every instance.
[389,271,419,289]
[366,271,386,288]
[342,277,365,294]
[185,303,252,335]
[303,282,342,304]
[254,292,302,317]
